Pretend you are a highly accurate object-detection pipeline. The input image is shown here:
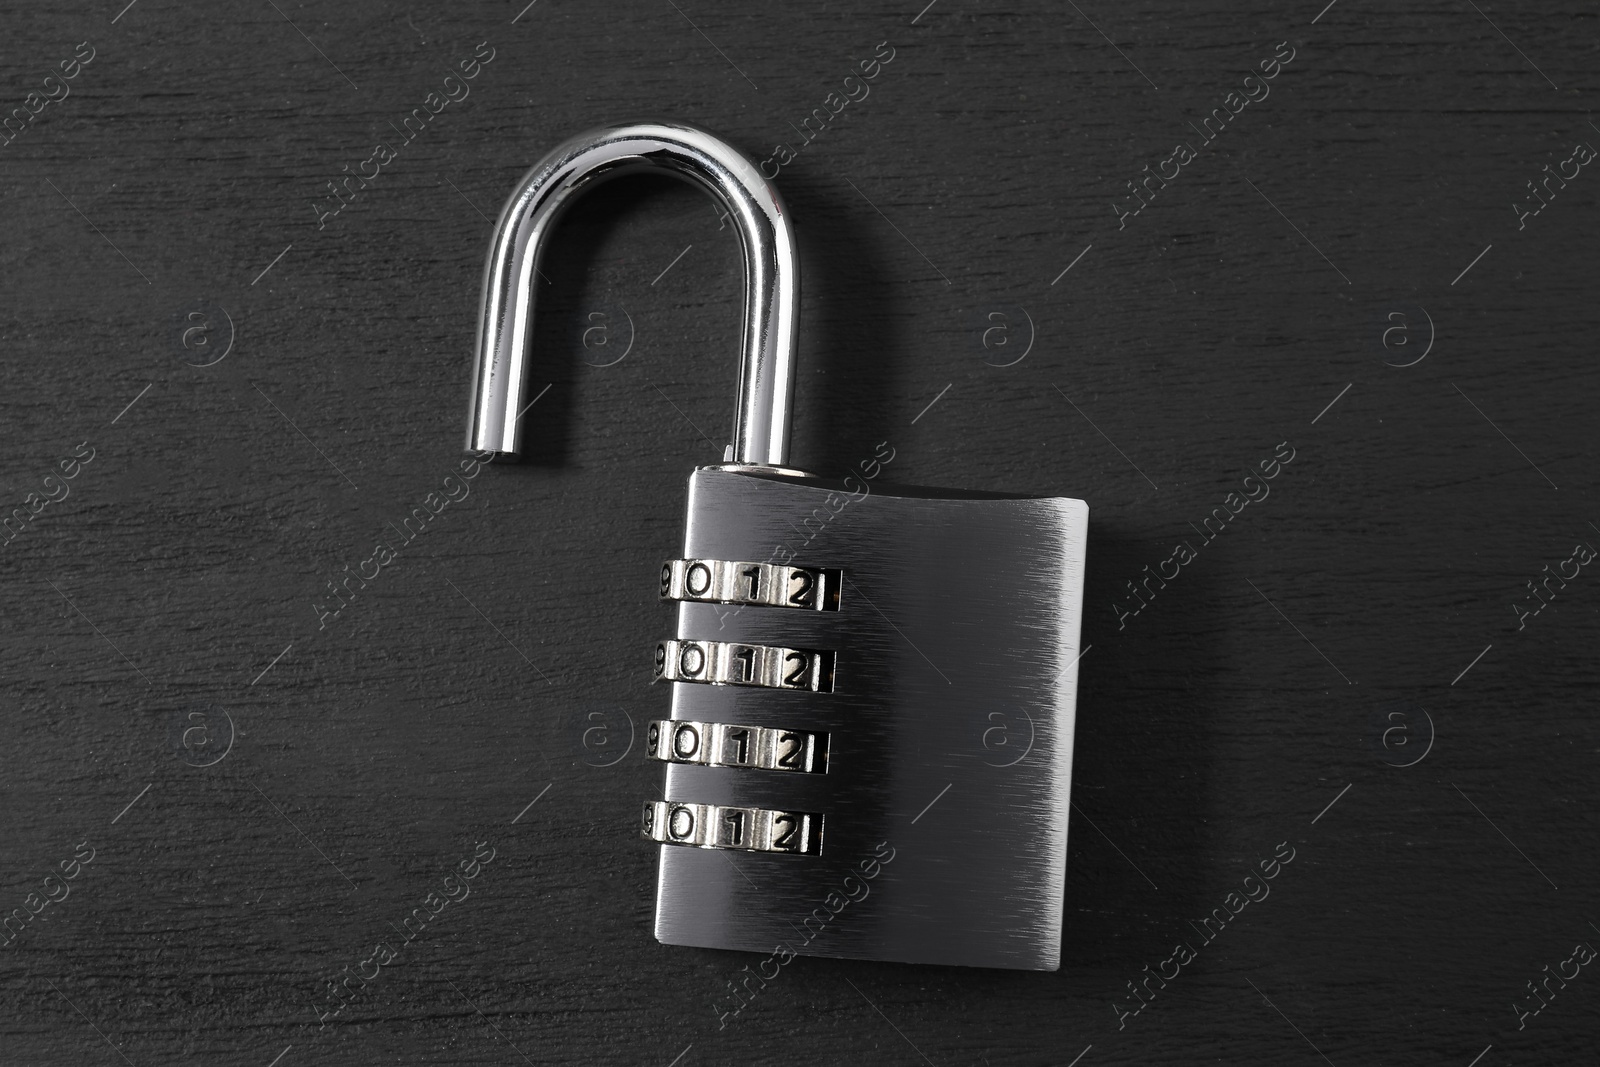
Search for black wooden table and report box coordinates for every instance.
[3,2,1596,1064]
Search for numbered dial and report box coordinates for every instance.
[660,559,841,611]
[654,639,835,693]
[641,800,822,855]
[646,719,827,774]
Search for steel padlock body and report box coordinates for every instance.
[650,464,1088,971]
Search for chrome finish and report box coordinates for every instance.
[465,121,799,466]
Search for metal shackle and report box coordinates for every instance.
[465,121,800,467]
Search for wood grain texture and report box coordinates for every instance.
[1,1,1596,1064]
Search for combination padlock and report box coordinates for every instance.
[466,122,1088,971]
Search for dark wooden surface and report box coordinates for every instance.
[3,1,1597,1064]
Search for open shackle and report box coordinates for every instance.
[465,121,800,467]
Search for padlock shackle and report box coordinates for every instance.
[466,121,799,467]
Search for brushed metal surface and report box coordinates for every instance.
[652,466,1088,971]
[465,121,798,466]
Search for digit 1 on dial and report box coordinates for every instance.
[726,726,750,765]
[721,808,745,847]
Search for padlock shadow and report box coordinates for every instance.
[1055,519,1223,979]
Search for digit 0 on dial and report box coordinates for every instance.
[654,638,834,692]
[660,559,840,611]
[641,800,822,854]
[646,719,827,774]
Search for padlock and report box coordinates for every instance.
[466,122,1088,971]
